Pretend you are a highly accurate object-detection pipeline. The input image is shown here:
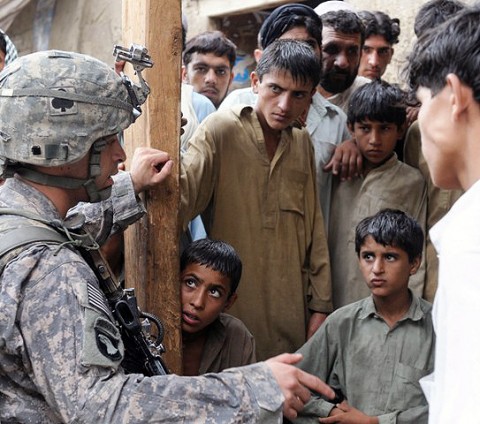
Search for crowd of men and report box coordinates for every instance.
[0,0,478,423]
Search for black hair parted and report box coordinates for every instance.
[321,10,365,44]
[358,10,400,45]
[414,0,466,37]
[347,79,406,128]
[183,31,237,68]
[355,209,424,263]
[407,6,480,102]
[256,38,321,88]
[180,238,242,296]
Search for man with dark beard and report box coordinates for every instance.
[315,3,370,113]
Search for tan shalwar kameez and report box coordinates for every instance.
[181,105,332,359]
[328,154,427,309]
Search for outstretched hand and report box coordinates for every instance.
[129,147,174,194]
[265,353,334,421]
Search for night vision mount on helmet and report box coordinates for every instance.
[0,45,153,202]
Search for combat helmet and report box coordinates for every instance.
[0,49,149,202]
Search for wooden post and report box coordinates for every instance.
[121,0,183,374]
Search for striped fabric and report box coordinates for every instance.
[0,29,18,65]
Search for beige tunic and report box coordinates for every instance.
[403,122,463,302]
[181,105,332,360]
[328,154,427,309]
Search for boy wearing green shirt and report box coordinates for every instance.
[295,209,434,424]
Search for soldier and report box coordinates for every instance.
[0,50,333,422]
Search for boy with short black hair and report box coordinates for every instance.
[295,209,434,424]
[219,3,349,227]
[328,79,427,308]
[181,38,332,360]
[180,238,255,376]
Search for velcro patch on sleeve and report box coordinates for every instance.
[81,308,124,369]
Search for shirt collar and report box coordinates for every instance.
[358,290,427,323]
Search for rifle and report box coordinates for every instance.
[0,209,169,376]
[86,248,169,375]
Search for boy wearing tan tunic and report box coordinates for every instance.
[181,39,332,360]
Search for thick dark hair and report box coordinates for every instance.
[358,10,400,45]
[182,31,237,68]
[347,79,406,127]
[256,38,321,88]
[180,239,242,295]
[321,10,365,44]
[0,32,6,56]
[258,3,322,49]
[407,6,480,102]
[414,0,466,37]
[355,209,424,262]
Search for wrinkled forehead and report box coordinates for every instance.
[322,27,362,48]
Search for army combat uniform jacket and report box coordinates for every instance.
[0,174,284,423]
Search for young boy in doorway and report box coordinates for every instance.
[294,209,434,424]
[180,238,255,376]
[328,80,427,308]
[181,39,332,360]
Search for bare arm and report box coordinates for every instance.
[307,312,328,339]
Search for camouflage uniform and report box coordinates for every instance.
[0,173,284,423]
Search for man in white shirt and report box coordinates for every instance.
[407,6,480,423]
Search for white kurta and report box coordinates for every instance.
[421,179,480,423]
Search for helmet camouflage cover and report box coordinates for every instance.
[0,50,135,167]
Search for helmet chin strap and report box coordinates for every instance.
[13,138,112,203]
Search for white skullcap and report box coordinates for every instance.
[314,1,357,16]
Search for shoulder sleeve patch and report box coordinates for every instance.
[82,308,124,369]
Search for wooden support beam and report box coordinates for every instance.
[122,0,183,375]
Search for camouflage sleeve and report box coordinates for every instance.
[16,246,283,423]
[66,171,146,244]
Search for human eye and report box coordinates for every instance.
[209,286,223,299]
[385,253,398,261]
[362,46,373,54]
[270,84,281,94]
[378,48,391,57]
[323,44,339,55]
[183,277,198,289]
[104,135,118,146]
[293,91,307,100]
[215,68,228,77]
[381,124,394,132]
[358,125,370,133]
[361,252,374,261]
[193,65,207,74]
[347,46,359,57]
